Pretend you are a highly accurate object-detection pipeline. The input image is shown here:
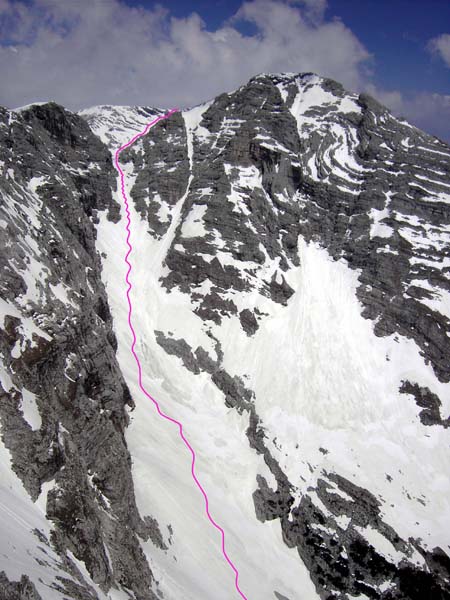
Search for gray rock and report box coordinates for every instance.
[2,70,450,600]
[0,572,43,600]
[0,103,158,599]
[400,380,450,428]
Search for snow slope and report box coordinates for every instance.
[93,78,450,598]
[96,113,319,598]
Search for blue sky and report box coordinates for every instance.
[327,0,450,95]
[124,0,450,95]
[1,0,449,140]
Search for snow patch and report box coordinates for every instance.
[20,388,41,430]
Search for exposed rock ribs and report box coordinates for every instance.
[141,73,450,600]
[0,572,43,600]
[154,323,450,599]
[1,71,449,600]
[124,111,191,239]
[0,104,160,600]
[123,74,450,388]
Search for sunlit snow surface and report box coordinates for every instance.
[215,240,450,547]
[97,151,319,600]
[80,105,166,148]
[93,93,450,600]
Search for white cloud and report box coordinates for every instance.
[0,0,369,110]
[0,0,448,142]
[428,33,450,68]
[287,0,328,24]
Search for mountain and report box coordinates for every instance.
[0,72,449,600]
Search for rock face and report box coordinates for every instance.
[0,104,159,599]
[0,572,42,600]
[1,73,450,600]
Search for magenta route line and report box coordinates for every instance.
[114,109,249,600]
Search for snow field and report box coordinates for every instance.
[96,124,319,598]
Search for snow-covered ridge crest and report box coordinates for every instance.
[12,101,50,112]
[80,104,167,149]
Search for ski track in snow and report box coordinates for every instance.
[114,110,249,600]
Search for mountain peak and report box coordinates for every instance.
[1,70,449,600]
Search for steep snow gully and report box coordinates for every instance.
[114,110,249,600]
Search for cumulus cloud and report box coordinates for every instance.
[427,33,450,68]
[287,0,328,24]
[0,0,369,110]
[0,0,448,141]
